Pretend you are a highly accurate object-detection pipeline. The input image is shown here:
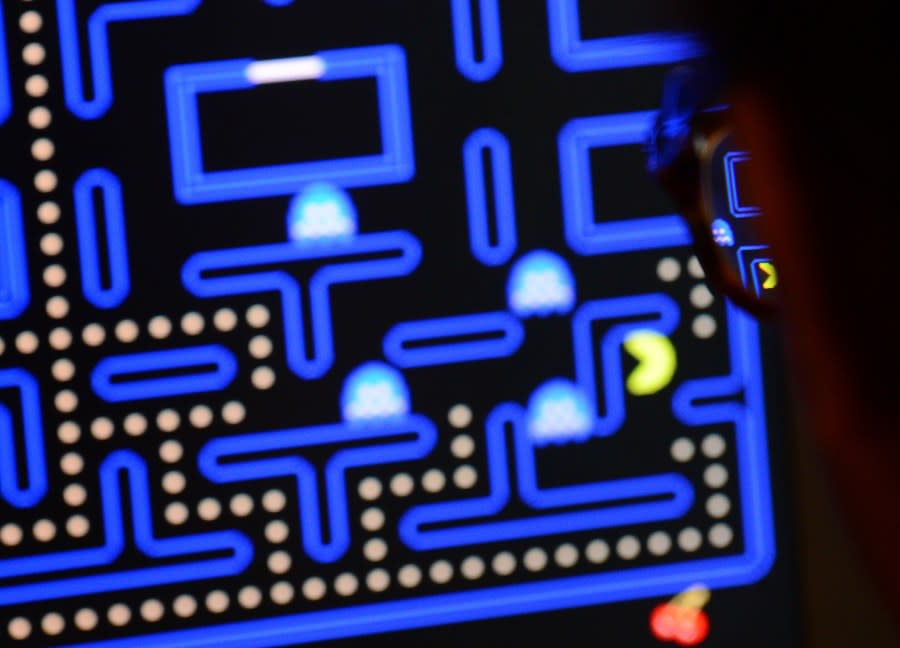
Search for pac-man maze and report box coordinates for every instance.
[0,1,789,645]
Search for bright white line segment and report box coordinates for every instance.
[246,56,327,85]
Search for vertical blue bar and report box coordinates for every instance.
[0,11,11,124]
[463,128,517,266]
[450,0,503,82]
[74,169,132,309]
[0,181,29,320]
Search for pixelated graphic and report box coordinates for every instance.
[0,2,783,646]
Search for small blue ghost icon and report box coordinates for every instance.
[341,362,410,423]
[710,218,735,247]
[287,182,358,244]
[507,250,576,318]
[526,379,593,445]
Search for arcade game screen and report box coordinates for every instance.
[0,1,798,645]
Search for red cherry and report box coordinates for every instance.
[650,603,680,641]
[673,608,710,646]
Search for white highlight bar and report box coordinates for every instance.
[245,56,327,85]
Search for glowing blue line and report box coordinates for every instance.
[165,45,415,204]
[383,311,524,367]
[463,128,517,265]
[91,345,237,402]
[736,244,769,291]
[0,12,11,124]
[724,151,761,217]
[0,450,252,604]
[572,294,680,435]
[181,231,421,379]
[450,0,503,82]
[558,111,691,255]
[546,0,701,72]
[199,415,436,563]
[0,370,47,508]
[74,169,132,309]
[0,181,29,320]
[56,0,203,120]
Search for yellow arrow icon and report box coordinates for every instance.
[758,262,777,289]
[623,330,678,396]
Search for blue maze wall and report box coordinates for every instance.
[0,1,779,646]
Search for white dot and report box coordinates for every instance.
[361,507,385,532]
[363,538,388,562]
[704,463,729,489]
[35,169,58,193]
[554,543,579,568]
[63,483,87,507]
[115,319,139,343]
[238,586,262,609]
[647,531,672,556]
[450,434,475,459]
[523,547,548,572]
[678,527,703,552]
[247,304,270,328]
[262,489,286,512]
[460,555,485,580]
[267,550,292,574]
[271,581,295,604]
[222,401,245,424]
[123,413,147,436]
[397,564,422,588]
[162,471,186,494]
[46,295,68,318]
[74,608,98,631]
[189,404,213,429]
[43,264,66,287]
[692,314,717,339]
[66,514,90,538]
[248,335,273,359]
[39,232,62,255]
[422,469,446,493]
[453,465,478,489]
[251,366,276,390]
[41,612,65,636]
[709,523,734,548]
[156,409,180,432]
[213,308,238,331]
[49,328,72,351]
[51,358,75,381]
[107,603,131,627]
[148,315,172,339]
[55,389,78,413]
[173,594,197,618]
[616,535,641,560]
[197,497,221,521]
[657,257,681,282]
[91,417,114,440]
[23,42,46,65]
[265,520,289,543]
[492,551,516,576]
[301,577,326,601]
[671,437,695,463]
[687,256,706,279]
[1,523,23,546]
[159,439,183,463]
[448,404,473,428]
[389,473,414,497]
[20,11,43,34]
[230,493,254,516]
[334,573,359,596]
[29,105,52,129]
[706,494,731,518]
[690,284,715,309]
[58,421,80,443]
[358,477,382,501]
[429,559,454,583]
[26,75,49,99]
[701,434,727,459]
[165,502,188,525]
[37,201,60,224]
[586,539,610,563]
[366,569,391,592]
[8,617,31,640]
[181,311,205,335]
[60,452,83,475]
[140,599,164,622]
[16,331,39,354]
[82,323,106,346]
[206,590,229,613]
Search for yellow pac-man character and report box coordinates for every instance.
[623,330,677,396]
